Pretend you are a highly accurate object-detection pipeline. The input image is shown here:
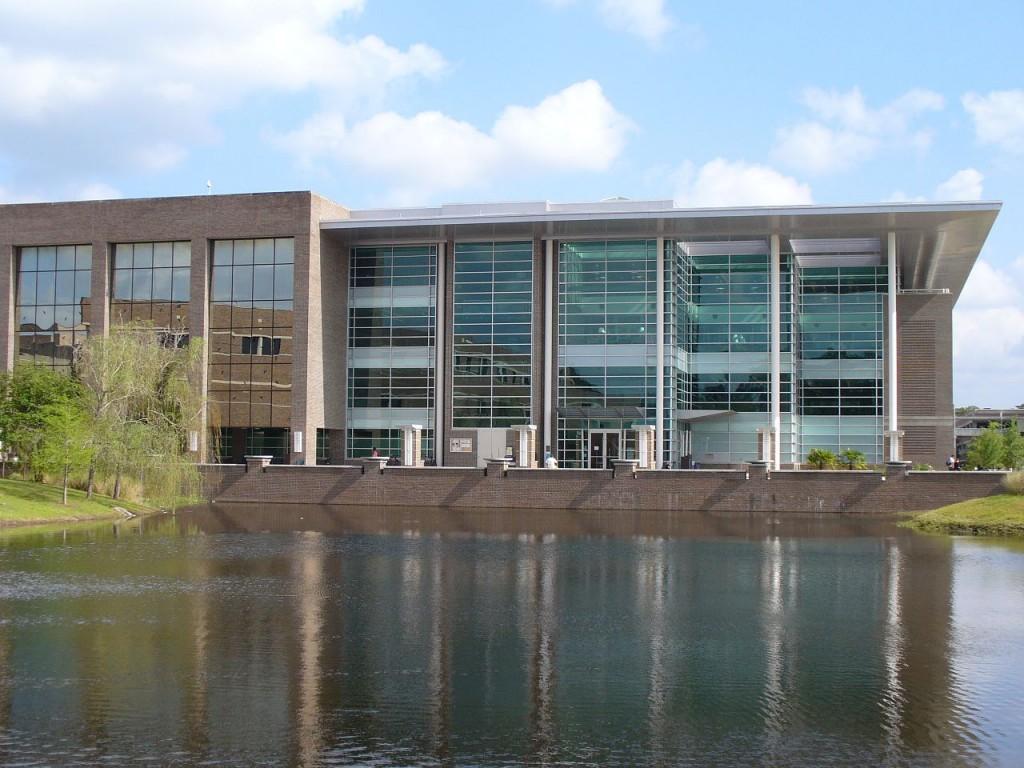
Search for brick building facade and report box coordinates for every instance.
[0,193,1000,469]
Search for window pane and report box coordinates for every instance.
[254,239,274,264]
[172,268,191,302]
[274,264,293,300]
[133,269,152,301]
[154,242,173,267]
[56,245,76,270]
[134,242,153,268]
[173,241,191,267]
[37,246,56,270]
[253,265,274,300]
[152,268,172,301]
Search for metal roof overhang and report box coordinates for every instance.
[676,409,736,423]
[321,201,1001,302]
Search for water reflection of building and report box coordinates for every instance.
[0,516,975,764]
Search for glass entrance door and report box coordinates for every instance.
[589,430,621,469]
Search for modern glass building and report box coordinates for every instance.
[0,193,1000,469]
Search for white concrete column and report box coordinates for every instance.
[770,234,782,470]
[655,237,665,468]
[512,424,538,468]
[636,424,656,469]
[543,240,554,457]
[887,232,898,442]
[434,241,446,465]
[756,426,774,464]
[400,424,422,467]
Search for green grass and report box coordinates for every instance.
[0,476,151,526]
[903,494,1024,537]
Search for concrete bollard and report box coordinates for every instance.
[748,460,769,480]
[355,457,389,475]
[244,455,274,473]
[612,459,640,479]
[485,457,511,478]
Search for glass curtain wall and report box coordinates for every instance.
[452,242,533,428]
[680,244,794,466]
[797,265,886,463]
[208,238,294,463]
[16,245,92,370]
[346,245,436,460]
[111,241,190,340]
[558,240,657,468]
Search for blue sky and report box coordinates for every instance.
[1,0,1022,405]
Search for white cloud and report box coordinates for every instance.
[886,167,985,203]
[73,182,122,201]
[773,87,944,174]
[963,90,1024,153]
[276,79,632,203]
[954,258,1024,406]
[492,80,632,171]
[883,191,927,203]
[674,158,813,207]
[543,0,675,45]
[935,168,984,201]
[0,0,444,193]
[597,0,672,45]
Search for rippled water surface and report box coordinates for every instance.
[1,505,1023,766]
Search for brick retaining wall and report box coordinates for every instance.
[197,462,1006,515]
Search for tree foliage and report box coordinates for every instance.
[33,399,93,505]
[73,324,204,504]
[967,422,1006,470]
[0,323,206,507]
[839,448,868,470]
[0,365,82,479]
[1002,419,1024,471]
[806,448,837,469]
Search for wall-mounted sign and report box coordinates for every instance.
[450,438,473,453]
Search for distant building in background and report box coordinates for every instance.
[0,193,1000,469]
[955,409,1024,458]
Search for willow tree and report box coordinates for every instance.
[74,327,146,496]
[74,324,205,505]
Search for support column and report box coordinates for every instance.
[0,244,14,372]
[434,241,446,465]
[511,424,537,468]
[770,234,782,470]
[89,241,111,338]
[189,238,211,461]
[543,240,555,459]
[655,237,665,468]
[635,424,656,469]
[887,231,899,460]
[401,424,423,467]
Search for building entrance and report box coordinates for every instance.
[588,429,621,469]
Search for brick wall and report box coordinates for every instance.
[199,463,1005,515]
[897,293,954,468]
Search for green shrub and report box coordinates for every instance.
[913,463,933,471]
[968,422,1006,470]
[1003,420,1024,470]
[806,448,837,470]
[839,448,868,470]
[1002,471,1024,495]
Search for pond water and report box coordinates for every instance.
[1,505,1023,767]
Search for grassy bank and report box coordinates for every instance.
[904,494,1024,537]
[0,476,151,526]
